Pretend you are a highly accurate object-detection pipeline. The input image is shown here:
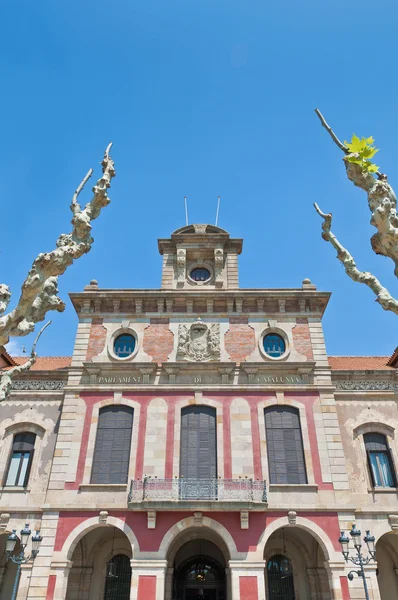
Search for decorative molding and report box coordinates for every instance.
[214,247,224,287]
[193,512,203,526]
[389,514,398,530]
[98,511,108,524]
[335,380,398,392]
[240,510,249,530]
[0,513,10,531]
[147,510,156,529]
[177,320,220,362]
[11,380,65,390]
[287,510,297,526]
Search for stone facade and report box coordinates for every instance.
[0,224,397,600]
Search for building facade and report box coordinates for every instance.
[0,224,397,600]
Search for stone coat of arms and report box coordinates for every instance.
[177,319,220,362]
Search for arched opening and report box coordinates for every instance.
[264,526,332,600]
[166,527,230,600]
[0,533,21,598]
[173,540,226,600]
[65,525,132,600]
[376,531,398,599]
[267,554,295,600]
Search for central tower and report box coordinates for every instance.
[158,223,243,289]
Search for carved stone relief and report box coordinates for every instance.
[177,319,220,362]
[336,380,398,392]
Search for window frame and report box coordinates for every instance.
[4,432,36,488]
[264,405,308,485]
[108,327,139,362]
[90,405,134,485]
[259,327,290,361]
[364,432,397,489]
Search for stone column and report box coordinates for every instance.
[164,567,174,600]
[49,560,73,600]
[363,564,381,600]
[324,561,346,600]
[229,561,266,600]
[16,563,32,599]
[130,560,167,600]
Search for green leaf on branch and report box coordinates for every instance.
[343,133,380,174]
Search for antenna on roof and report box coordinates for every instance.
[184,196,189,226]
[215,196,221,226]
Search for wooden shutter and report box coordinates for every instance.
[265,406,307,484]
[91,406,134,484]
[180,406,217,479]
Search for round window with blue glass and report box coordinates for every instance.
[113,334,136,358]
[190,267,211,282]
[263,333,286,358]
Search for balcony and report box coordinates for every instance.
[128,477,267,509]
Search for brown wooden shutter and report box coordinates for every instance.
[180,406,217,479]
[265,406,307,484]
[91,406,134,484]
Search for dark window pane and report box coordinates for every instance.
[263,334,285,357]
[190,267,211,282]
[365,433,395,487]
[114,334,135,358]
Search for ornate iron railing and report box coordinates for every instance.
[128,478,267,503]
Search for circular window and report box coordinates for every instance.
[113,334,136,358]
[190,267,211,282]
[263,333,286,358]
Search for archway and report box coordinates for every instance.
[264,526,332,600]
[376,531,398,599]
[0,533,20,599]
[173,540,226,600]
[65,525,132,600]
[166,527,230,600]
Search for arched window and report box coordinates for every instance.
[180,406,217,499]
[267,554,295,600]
[104,554,132,600]
[364,432,396,488]
[265,406,307,484]
[91,406,134,484]
[4,432,36,487]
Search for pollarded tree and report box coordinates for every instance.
[314,109,398,315]
[0,144,115,400]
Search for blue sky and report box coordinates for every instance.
[1,0,397,357]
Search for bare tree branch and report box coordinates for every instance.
[314,109,348,154]
[314,202,398,315]
[0,320,52,401]
[314,109,398,315]
[0,144,115,347]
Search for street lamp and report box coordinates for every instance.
[5,524,43,600]
[338,524,376,600]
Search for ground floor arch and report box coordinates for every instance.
[65,524,132,600]
[165,527,230,600]
[264,526,333,600]
[376,531,398,600]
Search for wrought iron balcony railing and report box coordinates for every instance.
[128,478,267,503]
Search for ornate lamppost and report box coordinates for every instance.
[338,524,376,600]
[5,524,43,600]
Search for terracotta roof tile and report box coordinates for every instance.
[10,356,72,371]
[329,356,393,371]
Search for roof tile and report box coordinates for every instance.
[329,356,393,371]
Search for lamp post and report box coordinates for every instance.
[5,524,43,600]
[338,524,376,600]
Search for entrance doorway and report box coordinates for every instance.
[175,557,225,600]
